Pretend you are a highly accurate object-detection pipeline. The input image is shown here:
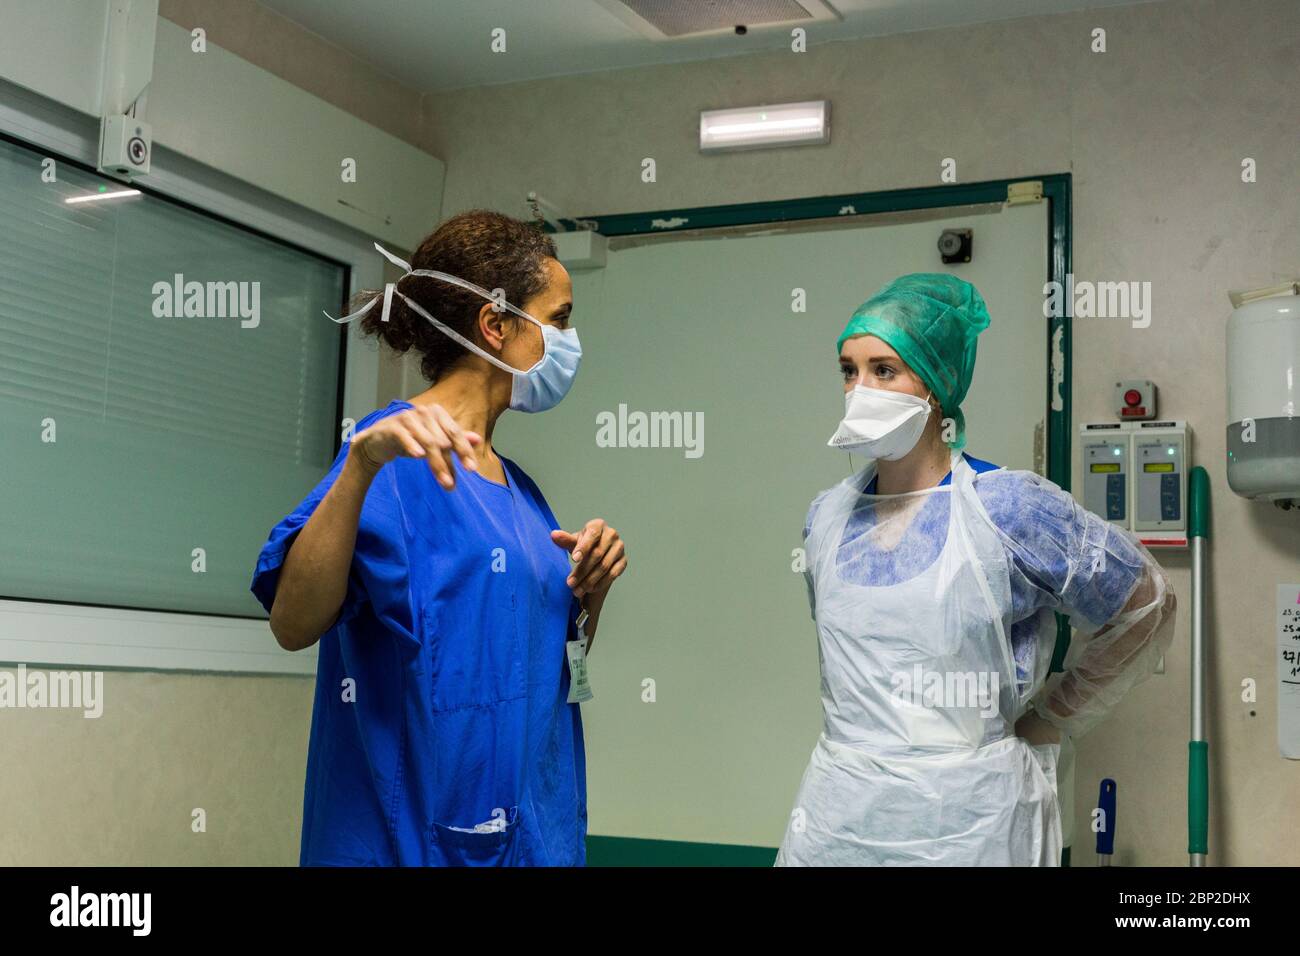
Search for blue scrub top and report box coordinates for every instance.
[860,452,999,494]
[251,400,586,866]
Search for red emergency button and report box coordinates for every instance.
[1124,389,1142,406]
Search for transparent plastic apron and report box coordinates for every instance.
[776,454,1062,866]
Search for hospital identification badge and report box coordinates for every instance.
[566,610,594,704]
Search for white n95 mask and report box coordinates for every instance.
[327,243,582,414]
[828,385,933,460]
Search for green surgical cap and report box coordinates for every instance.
[836,273,991,450]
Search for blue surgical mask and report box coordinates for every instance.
[504,320,582,413]
[327,243,582,413]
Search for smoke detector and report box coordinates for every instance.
[593,0,840,39]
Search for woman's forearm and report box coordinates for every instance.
[269,447,380,651]
[1035,563,1177,737]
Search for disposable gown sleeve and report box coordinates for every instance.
[987,472,1177,739]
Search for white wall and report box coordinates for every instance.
[0,0,110,115]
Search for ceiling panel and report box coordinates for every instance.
[257,0,1162,92]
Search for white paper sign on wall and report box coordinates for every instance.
[1278,584,1300,760]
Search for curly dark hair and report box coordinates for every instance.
[352,209,558,383]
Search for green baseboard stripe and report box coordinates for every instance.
[586,835,1073,867]
[586,835,778,867]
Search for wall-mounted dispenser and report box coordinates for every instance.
[1226,283,1300,510]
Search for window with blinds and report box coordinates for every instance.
[0,135,346,618]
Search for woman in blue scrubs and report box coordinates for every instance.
[251,210,625,866]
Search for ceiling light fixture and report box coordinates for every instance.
[65,187,143,204]
[699,100,829,152]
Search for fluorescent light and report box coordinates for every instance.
[700,100,829,152]
[66,188,142,204]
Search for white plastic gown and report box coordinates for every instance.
[775,454,1175,866]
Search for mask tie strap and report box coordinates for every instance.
[371,241,411,272]
[406,268,540,326]
[393,289,541,377]
[372,242,410,325]
[323,242,413,323]
[323,244,548,342]
[323,297,374,324]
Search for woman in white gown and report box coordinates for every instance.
[776,274,1176,866]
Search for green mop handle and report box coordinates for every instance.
[1188,466,1210,863]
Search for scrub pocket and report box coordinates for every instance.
[428,805,523,866]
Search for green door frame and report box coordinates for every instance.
[566,173,1073,489]
[567,174,1075,866]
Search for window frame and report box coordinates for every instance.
[0,78,386,675]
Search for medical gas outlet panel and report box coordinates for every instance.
[1080,421,1190,548]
